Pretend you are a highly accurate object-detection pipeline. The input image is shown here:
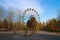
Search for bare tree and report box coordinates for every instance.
[7,8,14,30]
[0,5,5,21]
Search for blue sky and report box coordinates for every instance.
[40,0,60,22]
[0,0,60,22]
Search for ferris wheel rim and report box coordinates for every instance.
[22,8,40,23]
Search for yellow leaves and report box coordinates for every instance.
[36,23,40,31]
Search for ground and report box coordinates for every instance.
[0,31,60,40]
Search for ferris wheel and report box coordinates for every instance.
[22,8,40,24]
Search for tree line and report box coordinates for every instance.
[0,5,60,32]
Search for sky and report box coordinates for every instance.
[0,0,60,22]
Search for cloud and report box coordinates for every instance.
[0,0,43,13]
[0,0,43,22]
